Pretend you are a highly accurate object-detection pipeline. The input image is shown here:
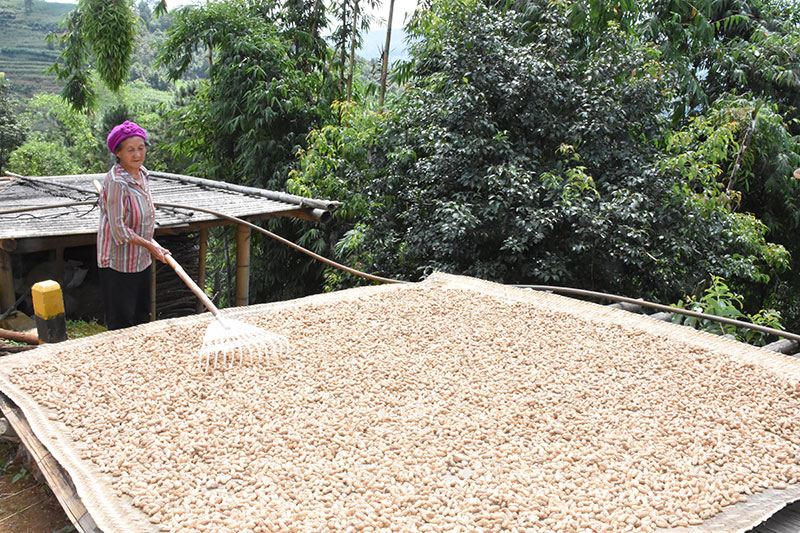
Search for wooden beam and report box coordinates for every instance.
[235,224,251,307]
[274,207,331,223]
[3,234,96,254]
[197,228,208,314]
[0,249,14,314]
[0,393,99,533]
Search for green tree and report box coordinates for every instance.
[47,0,139,110]
[158,0,333,188]
[327,0,380,98]
[17,93,102,172]
[8,140,83,176]
[562,0,800,123]
[561,0,800,328]
[157,0,347,303]
[297,0,788,312]
[659,95,800,327]
[47,0,168,111]
[0,74,26,173]
[288,100,385,290]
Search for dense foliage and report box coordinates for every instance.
[298,2,787,308]
[290,0,800,331]
[46,0,139,110]
[0,75,26,173]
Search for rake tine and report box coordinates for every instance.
[197,316,288,372]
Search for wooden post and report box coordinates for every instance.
[0,249,14,315]
[235,224,251,307]
[150,262,157,322]
[197,228,208,313]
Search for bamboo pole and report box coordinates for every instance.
[346,0,360,101]
[379,0,396,110]
[197,228,208,314]
[235,224,251,307]
[149,171,342,212]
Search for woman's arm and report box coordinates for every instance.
[126,234,171,263]
[103,176,139,244]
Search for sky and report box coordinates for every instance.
[366,0,418,30]
[44,0,419,30]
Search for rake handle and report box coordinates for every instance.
[163,254,222,319]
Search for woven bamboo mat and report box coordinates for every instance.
[0,272,797,532]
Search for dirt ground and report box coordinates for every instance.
[0,442,72,533]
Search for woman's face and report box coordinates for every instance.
[115,136,146,171]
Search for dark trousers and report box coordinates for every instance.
[100,266,152,330]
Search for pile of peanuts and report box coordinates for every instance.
[9,285,800,532]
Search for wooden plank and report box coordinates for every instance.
[3,234,97,254]
[0,393,101,533]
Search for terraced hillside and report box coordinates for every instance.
[0,0,72,96]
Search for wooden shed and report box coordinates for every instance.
[0,171,340,324]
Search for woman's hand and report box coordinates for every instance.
[148,240,172,263]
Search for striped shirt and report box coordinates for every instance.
[97,165,155,273]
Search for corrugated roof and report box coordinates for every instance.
[0,172,336,241]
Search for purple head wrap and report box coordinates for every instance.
[106,121,147,153]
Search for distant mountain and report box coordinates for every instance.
[0,0,72,97]
[358,28,409,61]
[1,0,410,98]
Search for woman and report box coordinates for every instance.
[97,120,170,330]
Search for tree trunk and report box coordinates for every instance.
[309,0,322,43]
[340,2,348,91]
[379,0,396,110]
[346,0,360,101]
[726,101,762,198]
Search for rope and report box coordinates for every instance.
[154,201,403,285]
[514,285,800,345]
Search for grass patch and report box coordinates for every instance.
[66,320,105,339]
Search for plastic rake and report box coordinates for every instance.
[164,255,289,372]
[199,313,289,372]
[93,178,289,371]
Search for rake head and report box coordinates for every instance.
[199,316,289,372]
